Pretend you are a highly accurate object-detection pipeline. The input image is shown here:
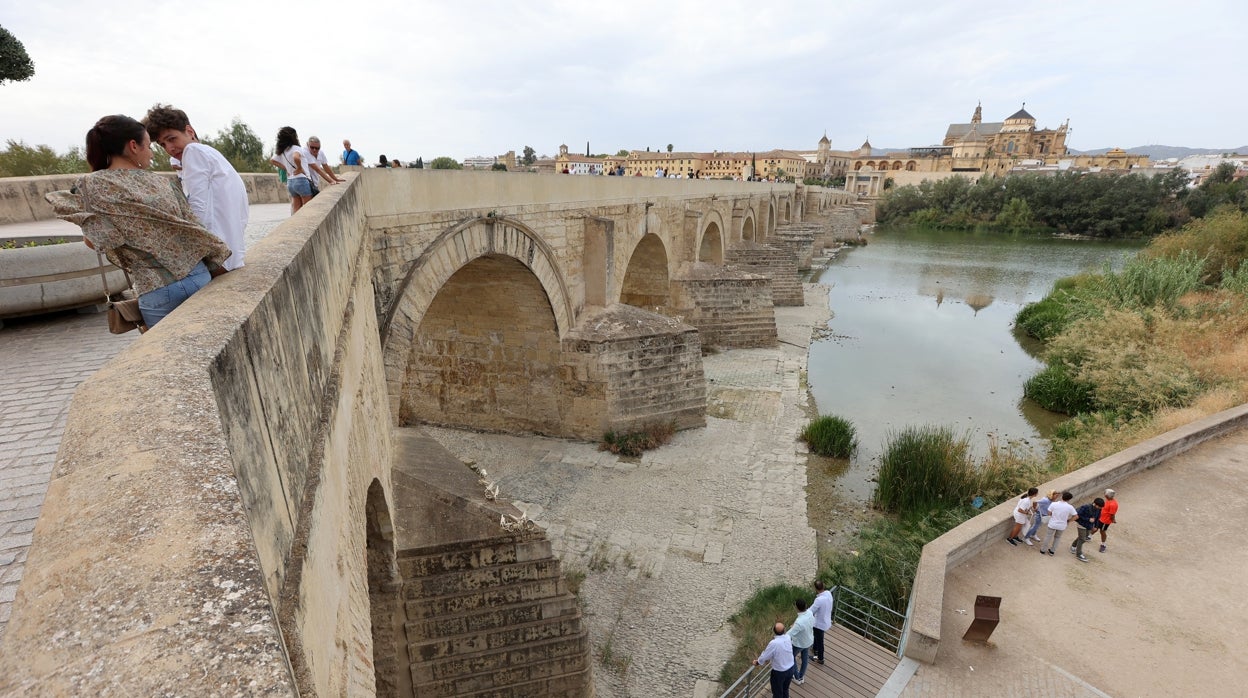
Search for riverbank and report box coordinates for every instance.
[423,285,831,697]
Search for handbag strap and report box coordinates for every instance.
[94,250,111,305]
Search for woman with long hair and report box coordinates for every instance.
[45,114,232,328]
[269,126,313,212]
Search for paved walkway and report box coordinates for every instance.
[0,203,289,642]
[900,428,1248,697]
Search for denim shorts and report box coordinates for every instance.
[287,176,313,198]
[138,261,211,327]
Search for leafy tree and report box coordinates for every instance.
[413,157,424,169]
[666,144,673,153]
[490,162,507,171]
[429,156,462,170]
[0,140,87,176]
[616,149,630,156]
[0,26,35,85]
[201,118,268,172]
[522,146,536,165]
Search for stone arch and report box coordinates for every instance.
[400,254,564,434]
[784,200,792,223]
[365,479,403,697]
[906,160,917,171]
[620,233,671,310]
[1107,159,1121,168]
[698,220,724,264]
[742,214,757,242]
[854,161,864,171]
[381,217,574,416]
[892,161,903,170]
[767,200,777,236]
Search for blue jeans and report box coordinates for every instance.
[793,646,810,679]
[138,261,210,327]
[1025,512,1044,539]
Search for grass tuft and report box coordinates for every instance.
[801,415,858,458]
[599,421,676,457]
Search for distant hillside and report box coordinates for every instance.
[1070,145,1248,159]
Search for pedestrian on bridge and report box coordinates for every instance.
[46,115,232,328]
[753,622,795,698]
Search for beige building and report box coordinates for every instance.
[850,104,1151,188]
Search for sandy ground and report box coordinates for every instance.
[903,429,1248,698]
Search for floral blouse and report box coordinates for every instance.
[46,169,231,295]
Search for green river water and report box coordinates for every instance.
[807,225,1145,501]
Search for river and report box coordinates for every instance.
[806,225,1145,502]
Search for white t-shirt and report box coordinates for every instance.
[1046,500,1077,530]
[277,146,309,180]
[1014,496,1032,524]
[179,142,249,271]
[307,147,331,188]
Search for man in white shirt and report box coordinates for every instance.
[811,581,833,664]
[142,104,248,270]
[753,622,795,698]
[1040,491,1078,555]
[304,136,346,194]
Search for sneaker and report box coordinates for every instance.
[1099,544,1107,553]
[794,677,805,685]
[1047,550,1055,556]
[816,658,825,665]
[1007,537,1018,546]
[1077,555,1089,562]
[1069,546,1077,555]
[1024,538,1034,546]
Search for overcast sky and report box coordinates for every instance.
[2,1,1244,163]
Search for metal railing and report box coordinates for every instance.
[831,585,906,655]
[717,585,907,697]
[718,662,771,698]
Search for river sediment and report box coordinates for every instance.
[424,283,832,697]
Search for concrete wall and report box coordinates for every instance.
[902,403,1248,665]
[0,172,288,225]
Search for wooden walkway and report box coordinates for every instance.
[758,625,901,698]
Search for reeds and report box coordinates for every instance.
[801,415,858,458]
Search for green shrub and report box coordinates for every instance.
[1098,251,1204,310]
[1147,207,1248,285]
[801,415,858,458]
[821,508,976,613]
[874,426,975,513]
[599,421,676,457]
[1221,261,1248,294]
[1024,363,1096,414]
[1014,273,1101,340]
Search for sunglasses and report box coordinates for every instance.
[308,146,320,151]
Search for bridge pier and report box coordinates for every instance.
[668,262,778,349]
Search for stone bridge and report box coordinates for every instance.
[0,171,864,696]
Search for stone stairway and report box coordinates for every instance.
[399,533,592,697]
[769,223,825,270]
[725,242,804,306]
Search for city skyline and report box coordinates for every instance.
[1,1,1245,163]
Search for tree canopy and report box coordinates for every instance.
[202,118,269,172]
[0,140,84,176]
[429,156,462,170]
[521,146,536,165]
[876,170,1199,237]
[0,26,35,85]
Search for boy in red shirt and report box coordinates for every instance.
[1097,489,1119,552]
